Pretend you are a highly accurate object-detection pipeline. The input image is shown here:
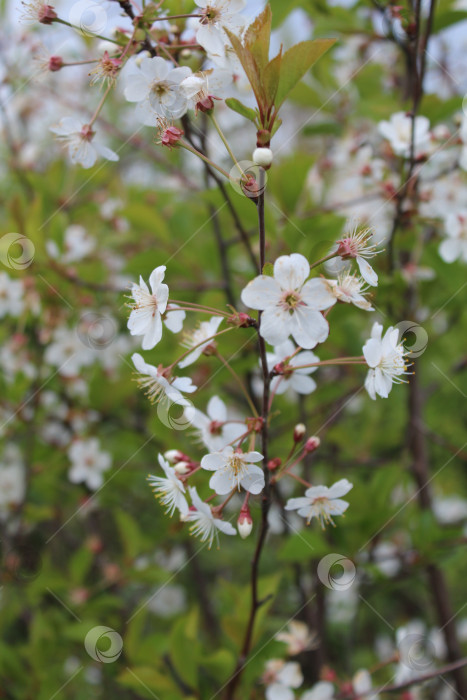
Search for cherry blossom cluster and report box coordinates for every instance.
[126,232,409,547]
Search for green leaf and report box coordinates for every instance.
[244,5,272,73]
[224,28,267,114]
[274,39,336,110]
[118,667,175,697]
[263,50,283,108]
[262,262,274,276]
[224,98,258,124]
[169,609,200,687]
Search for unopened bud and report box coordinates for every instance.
[164,449,185,464]
[180,48,192,59]
[237,504,253,539]
[304,436,320,454]
[293,423,306,442]
[253,147,273,167]
[268,458,281,471]
[174,461,191,475]
[48,55,63,71]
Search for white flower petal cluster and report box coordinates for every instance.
[68,437,112,490]
[266,340,319,396]
[263,659,304,700]
[50,117,119,169]
[439,211,467,264]
[194,0,247,57]
[336,224,381,287]
[185,485,236,548]
[378,111,431,158]
[127,266,169,350]
[187,395,245,451]
[132,353,197,405]
[44,327,95,377]
[276,621,318,656]
[123,57,192,123]
[201,445,264,495]
[179,316,223,368]
[301,681,335,700]
[0,445,25,519]
[147,454,189,517]
[47,225,96,264]
[241,254,334,349]
[0,272,24,318]
[363,322,410,400]
[325,269,373,310]
[285,479,353,528]
[179,69,232,108]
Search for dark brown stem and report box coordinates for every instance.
[223,173,270,700]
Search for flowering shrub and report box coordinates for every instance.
[1,0,467,698]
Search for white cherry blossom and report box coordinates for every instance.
[263,659,304,700]
[241,254,334,349]
[276,621,318,656]
[44,326,95,377]
[363,322,410,400]
[0,272,24,318]
[185,485,237,548]
[127,266,169,350]
[201,445,264,495]
[336,224,381,287]
[266,340,319,396]
[439,211,467,263]
[324,269,374,310]
[0,445,25,519]
[178,316,223,368]
[194,0,247,57]
[132,353,196,406]
[187,395,246,451]
[301,681,336,700]
[378,111,431,158]
[285,479,353,528]
[147,454,189,517]
[50,118,118,169]
[179,69,232,109]
[68,438,112,490]
[123,56,192,123]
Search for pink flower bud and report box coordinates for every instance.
[293,423,306,442]
[304,436,321,454]
[237,504,253,539]
[48,55,63,71]
[268,458,282,471]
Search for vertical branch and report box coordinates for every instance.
[224,171,271,700]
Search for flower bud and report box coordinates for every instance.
[48,55,63,71]
[174,461,191,475]
[293,423,306,442]
[237,504,253,539]
[304,436,320,454]
[268,457,281,471]
[253,147,273,167]
[164,449,185,464]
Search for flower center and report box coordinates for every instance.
[200,6,220,24]
[229,455,245,477]
[209,420,223,436]
[280,290,303,313]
